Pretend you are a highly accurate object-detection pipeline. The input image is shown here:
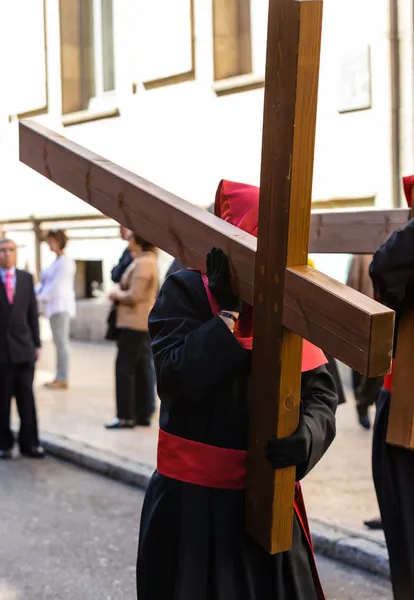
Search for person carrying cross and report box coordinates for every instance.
[136,180,338,600]
[369,175,414,600]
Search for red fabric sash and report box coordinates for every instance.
[157,429,325,600]
[384,359,394,392]
[157,429,247,490]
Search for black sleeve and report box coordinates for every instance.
[28,275,41,349]
[324,353,346,405]
[296,365,338,480]
[111,248,133,283]
[149,271,248,401]
[369,219,414,311]
[165,258,187,280]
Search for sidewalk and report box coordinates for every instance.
[27,338,389,576]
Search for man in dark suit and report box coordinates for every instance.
[0,238,44,459]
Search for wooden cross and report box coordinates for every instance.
[303,202,414,452]
[296,203,414,452]
[18,0,395,554]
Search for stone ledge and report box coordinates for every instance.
[311,519,389,579]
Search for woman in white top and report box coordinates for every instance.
[37,229,76,389]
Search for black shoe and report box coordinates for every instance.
[105,418,136,430]
[357,405,371,430]
[20,446,45,459]
[136,418,151,427]
[0,449,12,460]
[364,518,382,530]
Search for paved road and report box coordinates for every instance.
[0,458,392,600]
[33,339,384,537]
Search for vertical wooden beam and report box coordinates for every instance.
[386,192,414,448]
[247,0,324,554]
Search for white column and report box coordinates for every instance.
[193,0,214,85]
[398,0,414,180]
[44,0,63,126]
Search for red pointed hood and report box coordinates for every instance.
[215,179,259,236]
[403,175,414,208]
[207,180,327,372]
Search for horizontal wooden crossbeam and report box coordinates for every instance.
[309,208,410,254]
[19,120,394,376]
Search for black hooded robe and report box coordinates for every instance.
[167,258,346,407]
[136,270,338,600]
[370,220,414,600]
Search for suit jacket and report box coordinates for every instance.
[0,269,41,364]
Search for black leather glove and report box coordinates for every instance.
[206,247,242,311]
[266,408,312,479]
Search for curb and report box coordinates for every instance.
[311,520,389,579]
[40,430,390,581]
[40,431,153,489]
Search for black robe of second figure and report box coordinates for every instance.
[370,219,414,600]
[136,270,337,600]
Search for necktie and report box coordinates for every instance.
[5,271,13,304]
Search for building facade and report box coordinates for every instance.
[0,0,412,310]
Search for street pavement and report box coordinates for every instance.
[30,338,384,543]
[0,458,391,600]
[0,457,140,600]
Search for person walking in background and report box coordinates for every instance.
[347,254,383,531]
[105,234,158,429]
[37,229,76,390]
[0,238,44,459]
[346,254,384,430]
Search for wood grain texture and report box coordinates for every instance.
[19,119,256,301]
[246,0,324,554]
[19,120,394,377]
[285,266,394,377]
[386,307,414,448]
[309,209,410,254]
[386,197,414,449]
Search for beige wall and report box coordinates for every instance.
[47,0,396,207]
[398,0,414,185]
[0,0,407,286]
[0,0,398,208]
